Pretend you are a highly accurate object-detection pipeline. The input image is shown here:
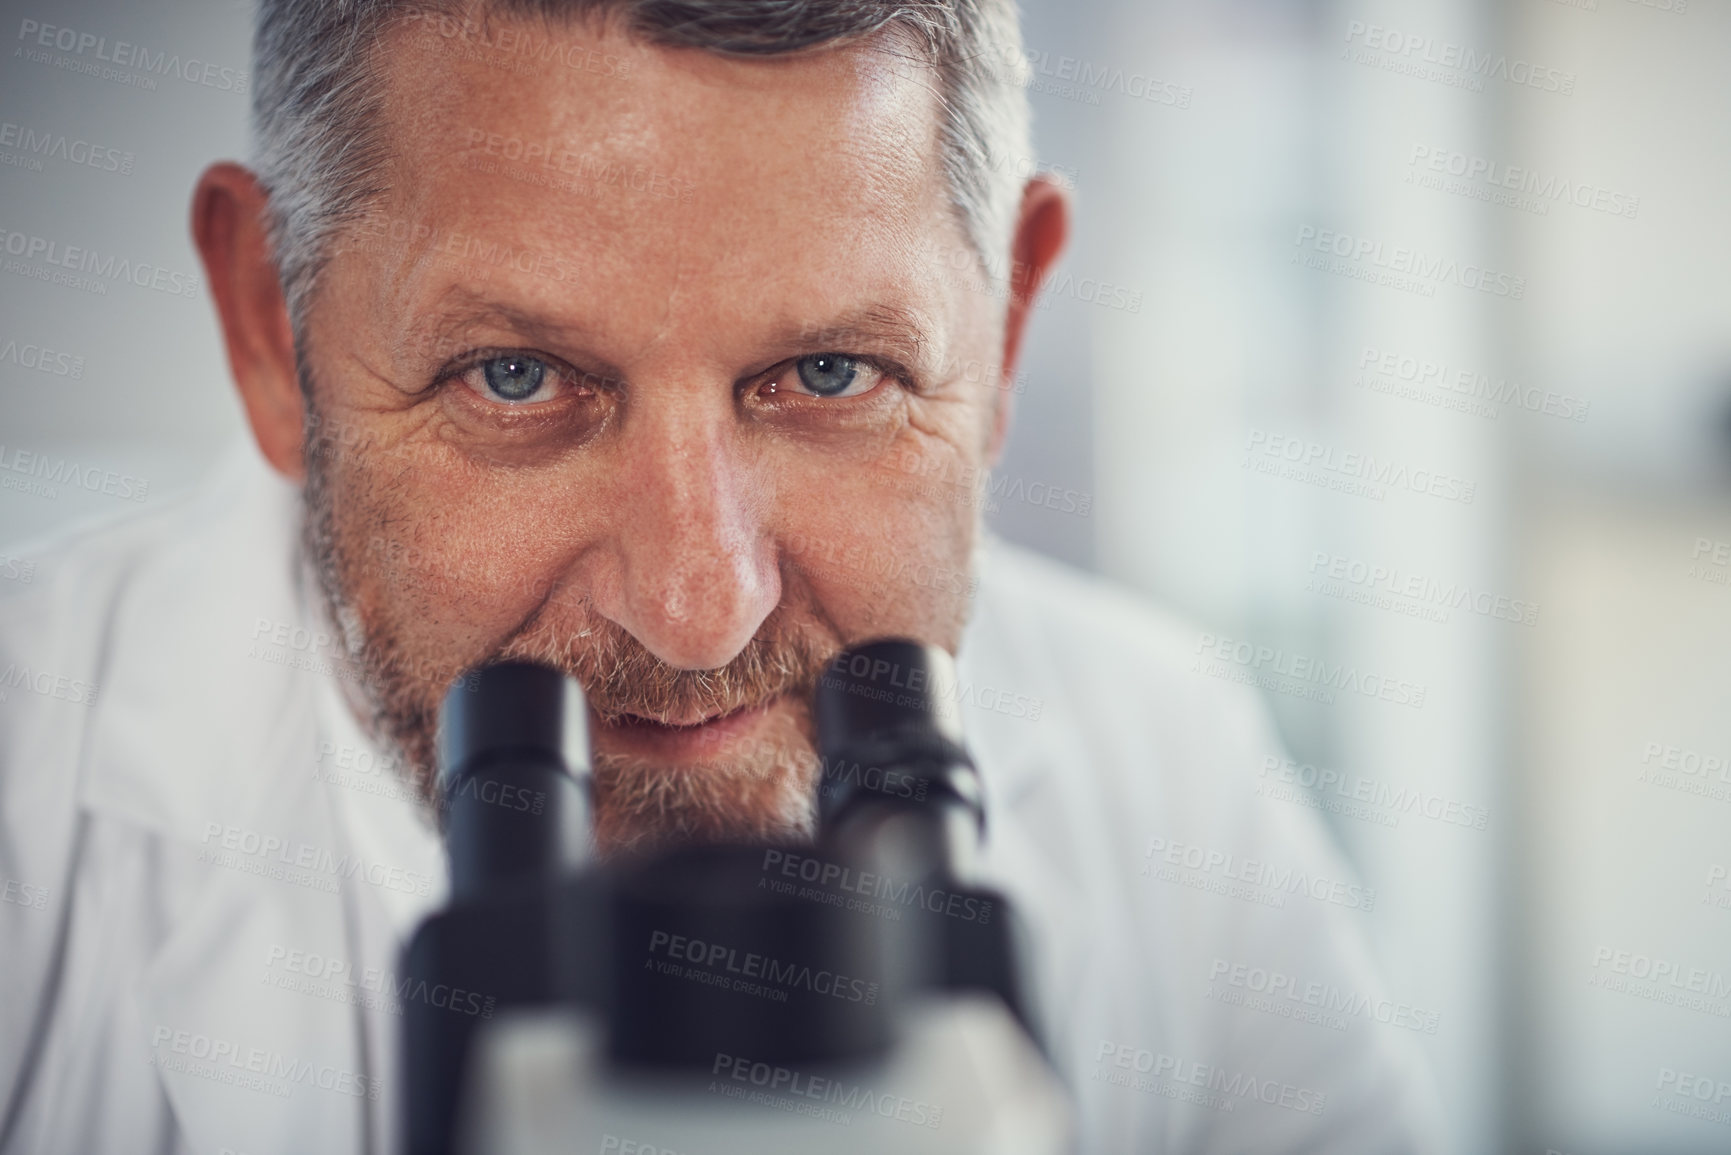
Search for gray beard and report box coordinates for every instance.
[295,385,827,857]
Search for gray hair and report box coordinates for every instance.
[251,0,1033,326]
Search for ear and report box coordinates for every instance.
[987,174,1071,464]
[192,162,305,482]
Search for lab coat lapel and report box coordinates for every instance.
[137,710,368,1155]
[955,611,1093,1065]
[962,699,1092,1049]
[958,544,1156,1144]
[76,445,371,1154]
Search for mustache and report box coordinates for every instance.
[497,602,836,728]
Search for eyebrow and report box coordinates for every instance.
[769,304,936,374]
[402,286,630,381]
[404,287,941,384]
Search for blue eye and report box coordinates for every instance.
[480,354,549,402]
[795,353,864,397]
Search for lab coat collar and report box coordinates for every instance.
[957,533,1073,815]
[77,440,312,849]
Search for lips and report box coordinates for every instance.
[613,702,756,730]
[595,699,774,760]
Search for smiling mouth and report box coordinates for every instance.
[595,699,775,756]
[611,702,764,732]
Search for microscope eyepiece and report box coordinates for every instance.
[437,660,590,793]
[436,661,593,901]
[814,639,983,835]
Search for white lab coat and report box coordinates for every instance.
[0,441,1442,1155]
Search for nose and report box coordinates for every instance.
[597,398,781,671]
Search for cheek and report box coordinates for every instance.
[777,425,981,646]
[334,444,600,652]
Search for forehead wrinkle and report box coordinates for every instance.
[364,16,959,366]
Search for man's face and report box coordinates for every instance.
[298,13,1009,853]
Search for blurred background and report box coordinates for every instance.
[2,0,1727,1151]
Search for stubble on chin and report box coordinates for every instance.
[497,606,834,857]
[299,407,836,857]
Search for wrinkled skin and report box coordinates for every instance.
[193,8,1068,854]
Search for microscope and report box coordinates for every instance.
[400,639,1072,1155]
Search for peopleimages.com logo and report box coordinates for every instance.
[15,19,249,93]
[1341,20,1575,96]
[1243,428,1477,507]
[1192,630,1427,710]
[0,226,199,298]
[0,120,134,176]
[0,335,84,378]
[1293,226,1525,300]
[148,1026,379,1101]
